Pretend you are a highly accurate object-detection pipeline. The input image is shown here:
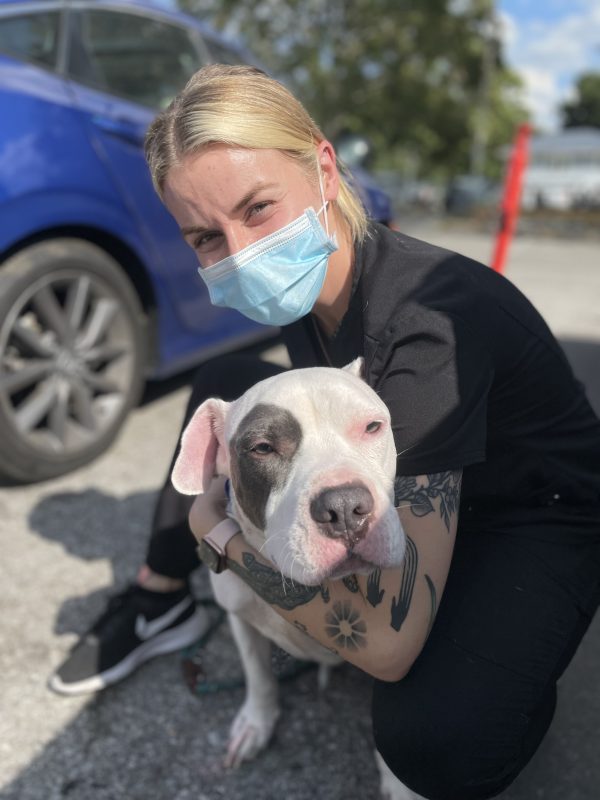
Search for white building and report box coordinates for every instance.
[522,127,600,211]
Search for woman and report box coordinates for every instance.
[58,64,600,799]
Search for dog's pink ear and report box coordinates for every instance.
[343,357,364,379]
[171,398,230,495]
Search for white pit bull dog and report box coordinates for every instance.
[172,359,422,800]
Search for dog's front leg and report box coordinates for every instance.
[225,612,280,768]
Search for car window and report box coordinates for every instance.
[0,10,61,69]
[203,37,245,66]
[67,9,201,108]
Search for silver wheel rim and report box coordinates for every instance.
[0,268,137,459]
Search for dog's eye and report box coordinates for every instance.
[252,442,275,455]
[366,420,383,434]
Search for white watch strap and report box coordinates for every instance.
[206,517,242,552]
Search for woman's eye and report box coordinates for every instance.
[248,201,271,219]
[366,420,382,434]
[193,231,221,252]
[252,442,275,455]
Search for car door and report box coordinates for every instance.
[62,3,259,352]
[0,3,131,242]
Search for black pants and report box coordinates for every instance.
[372,522,600,799]
[146,354,600,800]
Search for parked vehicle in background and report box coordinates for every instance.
[0,0,392,483]
[444,174,500,216]
[521,128,600,211]
[334,133,394,225]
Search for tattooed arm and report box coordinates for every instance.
[189,470,461,682]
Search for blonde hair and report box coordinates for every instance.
[144,64,368,243]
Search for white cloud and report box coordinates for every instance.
[498,1,600,131]
[519,67,563,131]
[497,9,518,50]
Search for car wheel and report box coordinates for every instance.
[0,239,146,483]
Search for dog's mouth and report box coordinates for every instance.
[327,553,375,580]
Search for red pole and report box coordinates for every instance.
[491,123,532,273]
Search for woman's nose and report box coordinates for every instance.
[224,226,254,256]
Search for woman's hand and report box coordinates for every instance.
[188,475,229,543]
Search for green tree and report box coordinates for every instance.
[561,72,600,129]
[181,0,527,178]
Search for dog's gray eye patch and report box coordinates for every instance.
[229,402,303,531]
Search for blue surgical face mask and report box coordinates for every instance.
[197,171,338,326]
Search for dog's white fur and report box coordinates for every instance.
[172,359,423,799]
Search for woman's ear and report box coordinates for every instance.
[317,139,340,203]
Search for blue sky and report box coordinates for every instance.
[497,0,600,130]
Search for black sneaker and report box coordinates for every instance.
[48,584,209,695]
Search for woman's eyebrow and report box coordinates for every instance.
[231,182,279,213]
[180,182,279,238]
[181,223,207,237]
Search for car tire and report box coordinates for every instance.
[0,239,146,483]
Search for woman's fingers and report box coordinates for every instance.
[188,475,228,540]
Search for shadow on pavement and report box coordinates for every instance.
[29,487,158,637]
[16,486,382,800]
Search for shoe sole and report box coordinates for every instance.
[48,608,208,696]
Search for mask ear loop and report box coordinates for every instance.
[317,160,330,237]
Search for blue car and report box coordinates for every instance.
[0,0,393,483]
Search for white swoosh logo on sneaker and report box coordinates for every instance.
[135,596,193,641]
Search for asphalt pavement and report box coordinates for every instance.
[1,220,599,800]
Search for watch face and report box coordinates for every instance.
[197,539,222,573]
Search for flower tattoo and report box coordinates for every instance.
[324,600,367,651]
[394,470,461,532]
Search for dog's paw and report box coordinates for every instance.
[224,701,281,769]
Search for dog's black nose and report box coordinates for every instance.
[310,483,374,548]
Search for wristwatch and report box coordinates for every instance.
[196,517,241,573]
